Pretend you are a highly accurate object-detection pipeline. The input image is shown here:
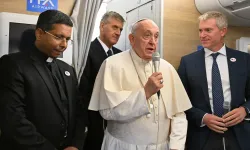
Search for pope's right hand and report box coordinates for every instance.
[144,72,163,100]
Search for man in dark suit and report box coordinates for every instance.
[79,11,124,150]
[178,11,250,150]
[0,10,85,150]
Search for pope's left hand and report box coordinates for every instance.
[222,107,247,127]
[64,147,78,150]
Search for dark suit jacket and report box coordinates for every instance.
[0,48,85,150]
[79,38,122,150]
[178,47,250,150]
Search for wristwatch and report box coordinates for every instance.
[242,106,250,118]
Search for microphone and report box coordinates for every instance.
[152,52,161,98]
[152,52,160,72]
[223,101,231,115]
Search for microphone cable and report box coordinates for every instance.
[156,92,160,150]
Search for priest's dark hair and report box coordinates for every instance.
[36,9,73,31]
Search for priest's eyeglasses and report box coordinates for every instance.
[44,31,73,45]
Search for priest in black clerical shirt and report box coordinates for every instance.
[0,10,86,150]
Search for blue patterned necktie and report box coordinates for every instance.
[211,53,224,117]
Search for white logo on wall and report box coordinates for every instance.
[29,0,55,9]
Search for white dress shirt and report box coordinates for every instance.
[201,44,232,126]
[97,37,113,56]
[205,44,231,113]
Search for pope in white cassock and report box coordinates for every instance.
[88,19,192,150]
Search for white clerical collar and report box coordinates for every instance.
[46,57,53,62]
[204,44,226,57]
[130,49,152,65]
[97,37,113,54]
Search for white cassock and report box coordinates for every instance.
[89,49,192,150]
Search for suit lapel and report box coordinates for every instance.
[195,50,211,106]
[112,47,122,54]
[30,53,65,118]
[57,61,73,117]
[226,48,238,107]
[93,38,108,60]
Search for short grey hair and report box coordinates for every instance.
[101,11,125,24]
[199,11,228,29]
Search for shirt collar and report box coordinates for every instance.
[33,46,50,62]
[204,44,226,58]
[33,45,55,63]
[130,49,152,65]
[46,57,53,62]
[97,37,113,53]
